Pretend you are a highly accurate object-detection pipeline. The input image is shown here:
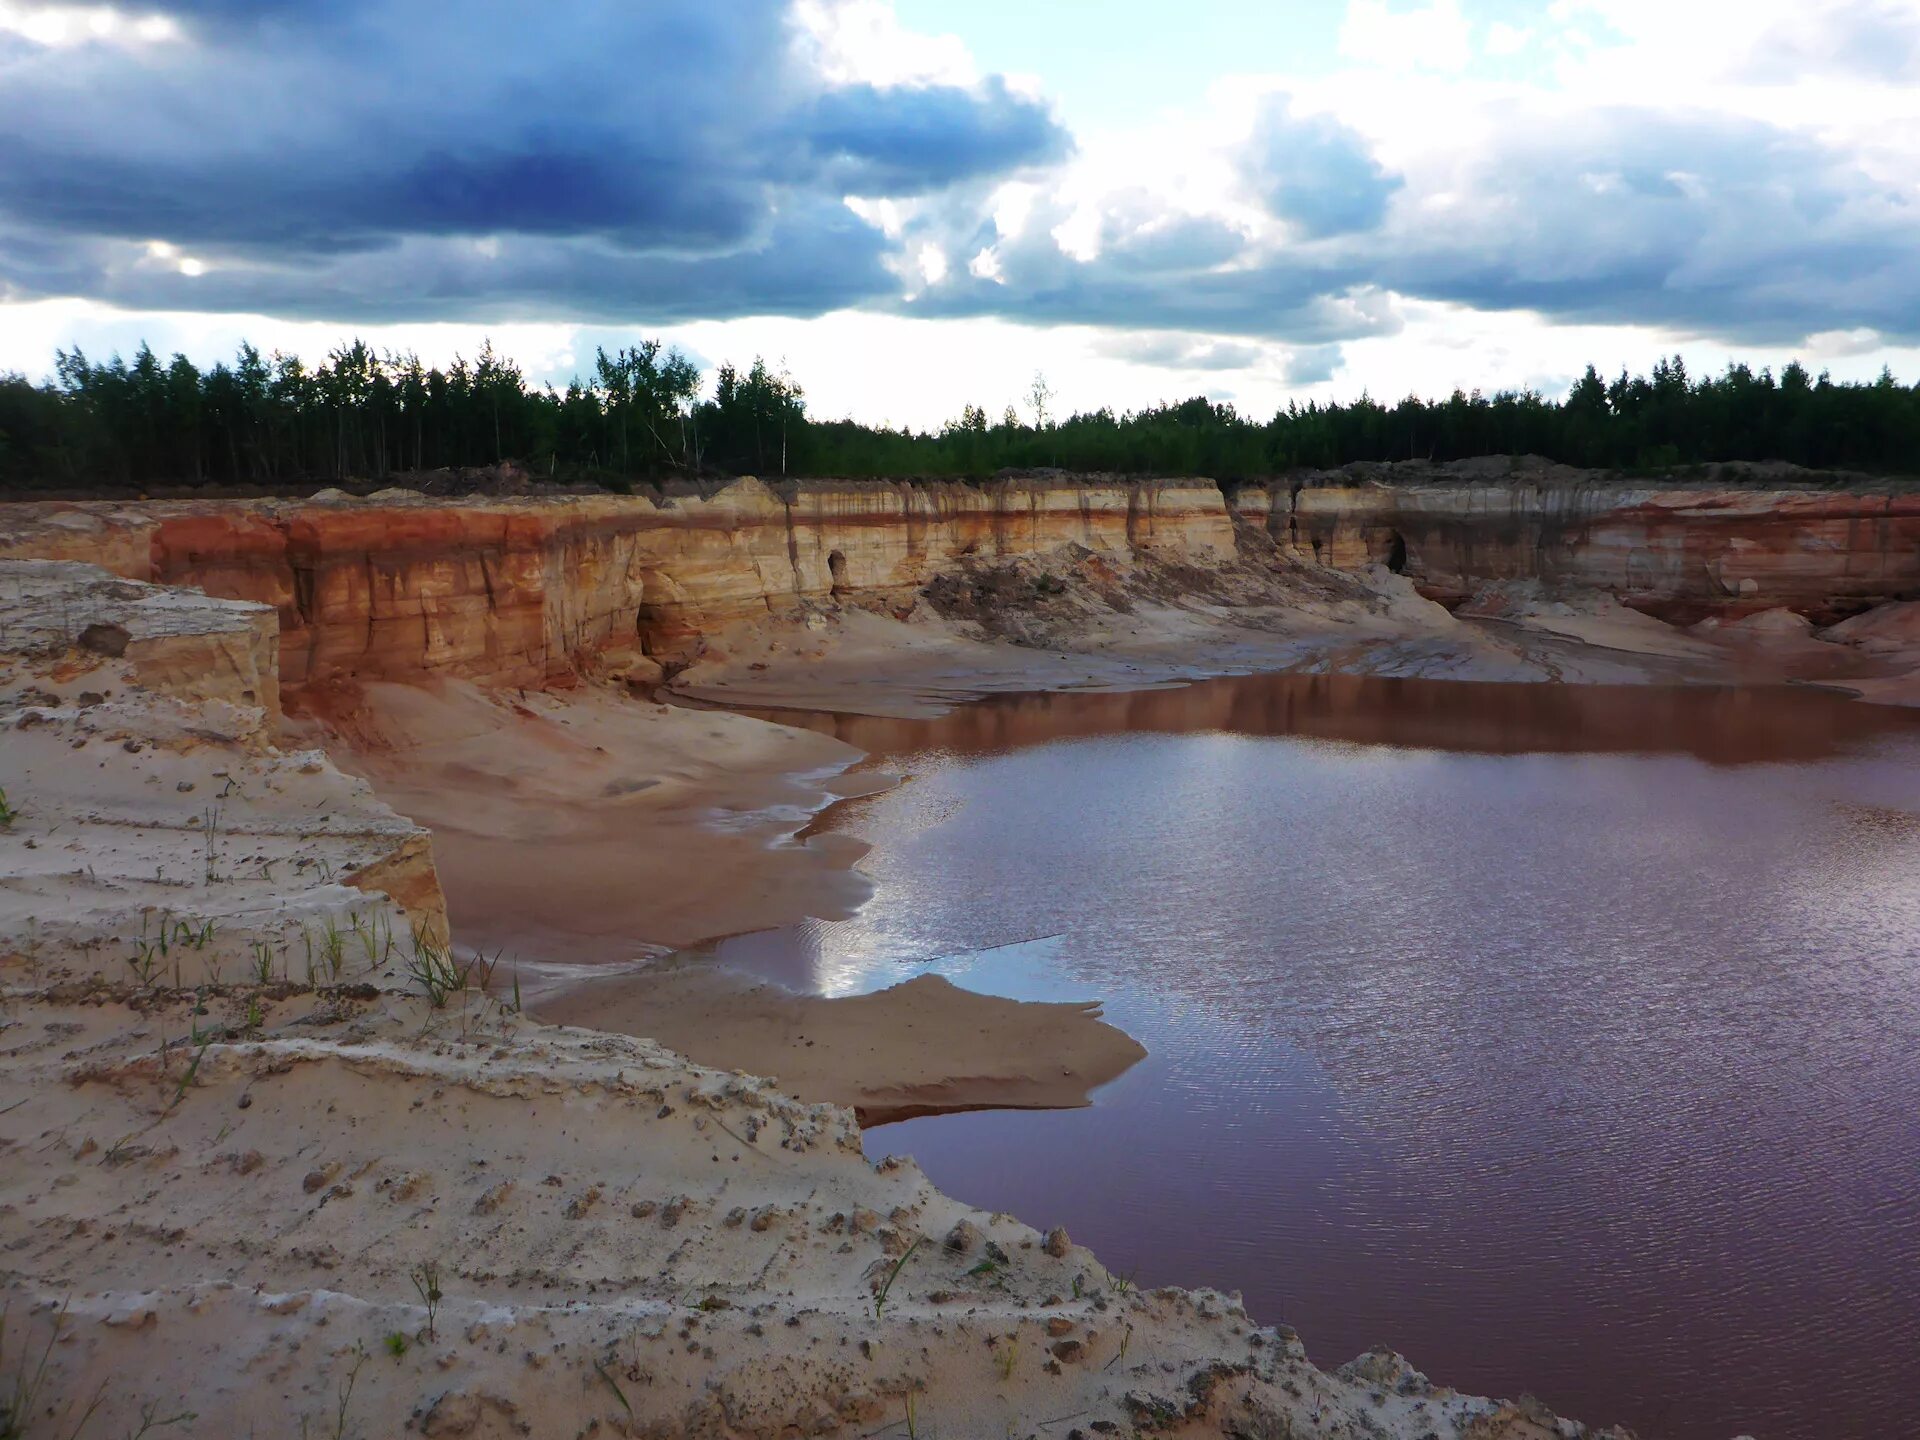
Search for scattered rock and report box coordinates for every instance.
[472,1180,515,1215]
[78,622,130,657]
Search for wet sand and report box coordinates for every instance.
[292,672,1150,1119]
[538,967,1147,1125]
[291,587,1920,1131]
[289,674,878,959]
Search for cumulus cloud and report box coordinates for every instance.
[1241,94,1403,238]
[1738,0,1920,82]
[1104,333,1267,371]
[0,0,1065,319]
[1371,105,1920,340]
[899,86,1920,348]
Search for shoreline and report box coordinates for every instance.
[462,621,1919,1127]
[288,669,1159,1123]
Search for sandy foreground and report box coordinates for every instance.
[3,551,1865,1437]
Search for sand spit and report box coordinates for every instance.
[540,968,1148,1126]
[0,559,1636,1439]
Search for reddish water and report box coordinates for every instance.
[712,676,1920,1440]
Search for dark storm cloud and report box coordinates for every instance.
[0,0,1063,318]
[808,76,1072,194]
[3,2,1918,351]
[0,202,894,324]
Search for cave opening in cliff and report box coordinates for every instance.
[828,549,849,597]
[1385,531,1408,575]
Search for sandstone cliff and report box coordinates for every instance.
[0,465,1914,704]
[1236,457,1920,624]
[0,478,1235,689]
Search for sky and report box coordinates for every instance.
[1,0,1918,429]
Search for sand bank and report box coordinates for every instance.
[289,674,876,957]
[289,670,1152,1122]
[540,967,1147,1125]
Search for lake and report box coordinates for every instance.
[711,675,1920,1440]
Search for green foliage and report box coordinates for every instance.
[5,340,1920,491]
[403,930,478,1008]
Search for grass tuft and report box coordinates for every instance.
[872,1237,924,1321]
[404,930,481,1009]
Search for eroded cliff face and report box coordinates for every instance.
[0,477,1236,688]
[1236,462,1920,624]
[1,465,1915,698]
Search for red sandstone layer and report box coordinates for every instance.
[0,478,1234,688]
[1,468,1914,698]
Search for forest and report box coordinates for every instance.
[2,337,1917,491]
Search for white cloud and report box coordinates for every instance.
[1338,0,1472,73]
[1803,327,1884,358]
[1485,21,1531,56]
[789,0,976,87]
[0,2,180,48]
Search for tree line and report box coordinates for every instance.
[2,340,1916,491]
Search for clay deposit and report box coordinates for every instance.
[5,460,1918,1438]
